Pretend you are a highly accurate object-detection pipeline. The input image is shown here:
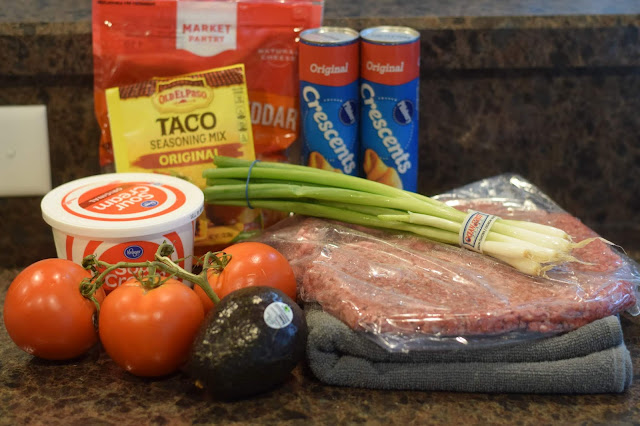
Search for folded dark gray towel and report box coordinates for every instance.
[306,308,633,394]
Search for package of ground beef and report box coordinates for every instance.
[257,174,640,351]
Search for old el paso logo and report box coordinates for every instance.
[366,60,404,75]
[152,78,213,113]
[124,245,144,260]
[309,62,349,76]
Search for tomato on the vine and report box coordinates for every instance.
[98,277,204,377]
[3,258,105,360]
[195,242,297,313]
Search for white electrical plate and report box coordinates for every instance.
[0,105,52,197]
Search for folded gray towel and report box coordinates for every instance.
[306,308,633,394]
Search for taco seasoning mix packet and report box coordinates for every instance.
[105,65,257,249]
[92,0,324,252]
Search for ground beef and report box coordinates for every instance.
[259,203,638,341]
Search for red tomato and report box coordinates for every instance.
[196,242,296,313]
[3,258,105,360]
[99,278,204,377]
[193,285,215,314]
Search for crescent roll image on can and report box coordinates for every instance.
[299,27,360,175]
[359,26,420,191]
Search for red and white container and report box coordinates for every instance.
[41,173,204,292]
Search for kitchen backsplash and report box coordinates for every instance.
[1,1,639,266]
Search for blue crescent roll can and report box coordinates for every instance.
[299,27,360,175]
[359,26,420,192]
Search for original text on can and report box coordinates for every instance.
[359,26,420,191]
[299,27,360,175]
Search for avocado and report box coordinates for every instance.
[184,286,307,399]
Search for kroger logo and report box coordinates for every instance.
[141,200,159,208]
[124,245,144,259]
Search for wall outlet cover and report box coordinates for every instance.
[0,105,52,197]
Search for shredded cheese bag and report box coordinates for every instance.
[92,0,324,168]
[106,64,260,251]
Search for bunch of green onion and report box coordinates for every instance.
[203,156,594,277]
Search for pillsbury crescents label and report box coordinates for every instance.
[299,27,360,175]
[360,26,420,192]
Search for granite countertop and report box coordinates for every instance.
[3,0,640,423]
[1,265,640,425]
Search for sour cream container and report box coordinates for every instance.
[41,173,204,292]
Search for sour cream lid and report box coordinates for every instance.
[41,173,204,239]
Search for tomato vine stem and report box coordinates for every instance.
[79,241,230,312]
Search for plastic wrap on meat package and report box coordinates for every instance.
[257,174,640,352]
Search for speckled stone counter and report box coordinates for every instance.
[2,0,640,267]
[1,266,640,425]
[3,2,640,422]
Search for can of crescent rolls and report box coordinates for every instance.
[299,27,360,175]
[359,26,420,191]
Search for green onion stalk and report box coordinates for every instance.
[202,156,598,277]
